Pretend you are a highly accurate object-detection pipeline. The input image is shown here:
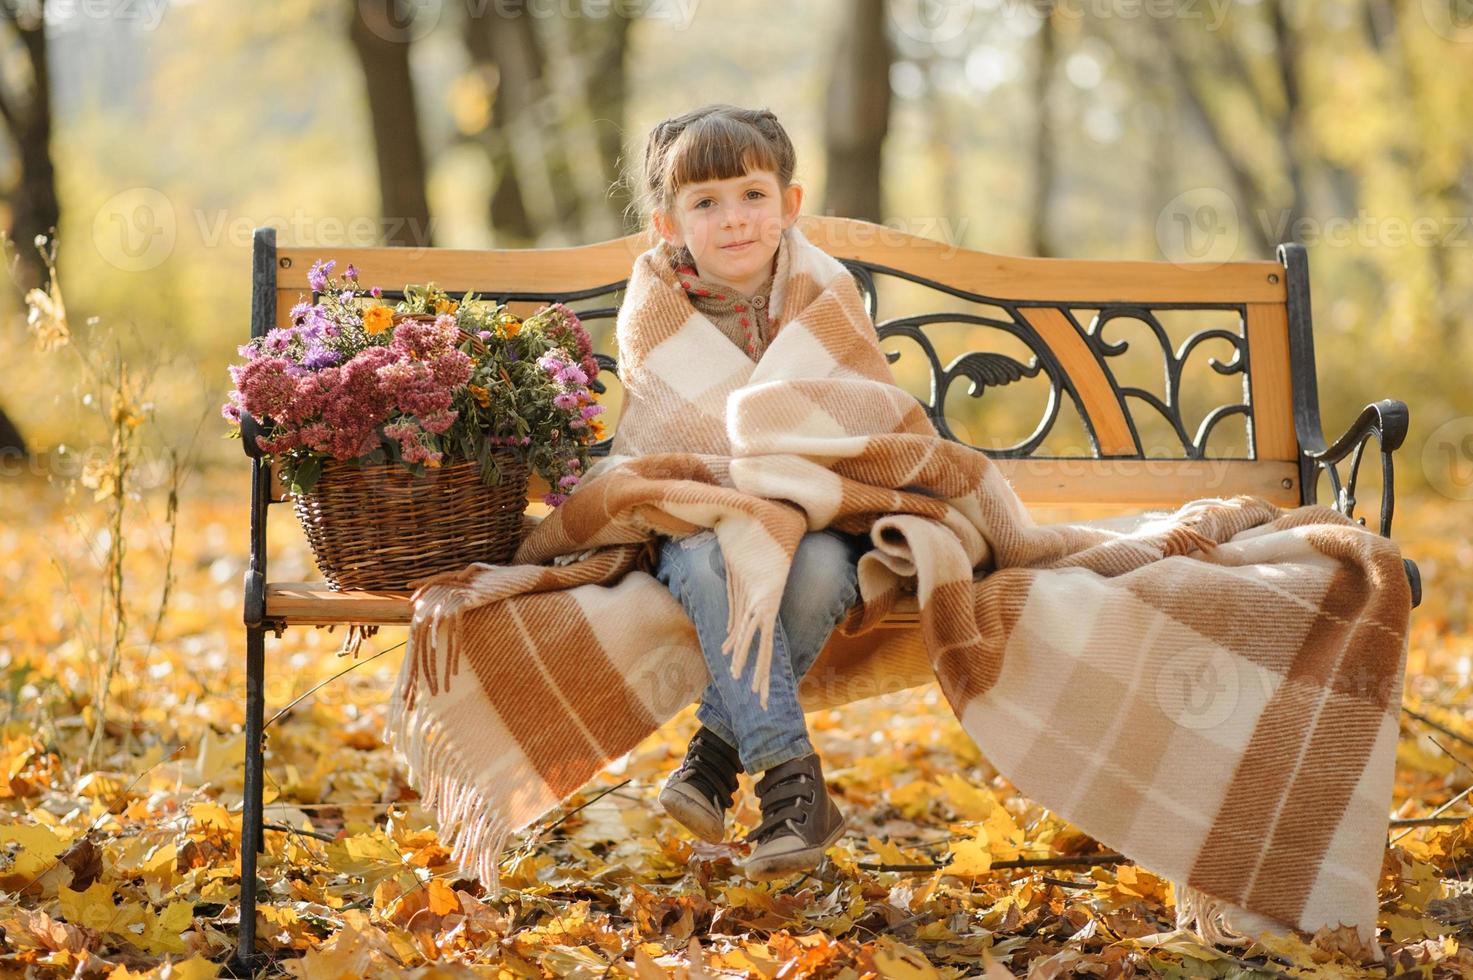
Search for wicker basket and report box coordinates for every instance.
[291,453,530,591]
[287,309,531,590]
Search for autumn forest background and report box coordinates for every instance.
[1,0,1473,976]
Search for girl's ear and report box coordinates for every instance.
[651,208,683,247]
[780,182,804,228]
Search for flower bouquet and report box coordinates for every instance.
[222,258,606,590]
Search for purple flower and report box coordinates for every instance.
[556,364,588,386]
[580,404,604,420]
[263,327,294,353]
[338,289,354,304]
[478,330,493,341]
[370,286,382,298]
[289,301,312,324]
[344,264,358,280]
[308,258,335,291]
[558,474,580,488]
[553,392,579,411]
[300,345,342,370]
[543,491,568,507]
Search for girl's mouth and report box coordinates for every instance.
[722,240,754,251]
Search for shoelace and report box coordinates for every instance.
[673,728,743,810]
[749,769,818,844]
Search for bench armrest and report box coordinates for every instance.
[1302,397,1421,607]
[240,410,272,460]
[1302,397,1406,537]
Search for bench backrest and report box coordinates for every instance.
[253,216,1317,510]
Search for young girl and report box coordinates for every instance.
[626,104,868,881]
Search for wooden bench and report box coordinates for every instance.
[232,216,1421,970]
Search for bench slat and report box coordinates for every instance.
[266,457,1299,508]
[264,581,922,628]
[1243,303,1299,460]
[273,216,1287,305]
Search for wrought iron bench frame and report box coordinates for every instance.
[231,216,1421,973]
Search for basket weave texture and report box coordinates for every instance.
[291,454,529,591]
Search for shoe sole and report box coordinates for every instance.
[659,782,726,842]
[742,812,848,881]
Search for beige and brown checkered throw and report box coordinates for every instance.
[384,223,1412,956]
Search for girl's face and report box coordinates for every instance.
[653,167,802,296]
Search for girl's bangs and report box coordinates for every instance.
[667,123,781,195]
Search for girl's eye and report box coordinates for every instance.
[693,190,764,208]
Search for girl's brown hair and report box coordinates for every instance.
[622,104,798,231]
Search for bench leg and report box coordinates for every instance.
[234,623,267,975]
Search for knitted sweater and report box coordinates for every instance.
[669,243,779,360]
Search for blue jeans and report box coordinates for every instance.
[654,527,868,774]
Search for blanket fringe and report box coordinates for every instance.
[1174,882,1270,947]
[385,656,515,900]
[721,561,780,711]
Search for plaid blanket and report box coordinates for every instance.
[384,223,1412,956]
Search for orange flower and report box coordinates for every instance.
[467,384,491,408]
[363,305,393,335]
[434,297,459,315]
[498,315,522,338]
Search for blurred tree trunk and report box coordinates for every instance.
[565,12,635,237]
[1027,0,1057,257]
[462,7,592,244]
[822,0,891,222]
[1153,19,1275,257]
[347,1,433,247]
[0,1,57,290]
[461,12,535,242]
[0,0,52,457]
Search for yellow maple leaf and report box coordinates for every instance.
[59,880,118,933]
[134,898,192,955]
[0,821,74,887]
[871,935,944,979]
[945,826,993,877]
[937,772,994,821]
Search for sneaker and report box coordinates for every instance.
[658,725,744,842]
[741,752,847,880]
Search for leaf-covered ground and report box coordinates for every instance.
[1,467,1471,978]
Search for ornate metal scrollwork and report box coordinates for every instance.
[449,264,1264,466]
[875,313,1059,456]
[1083,306,1250,460]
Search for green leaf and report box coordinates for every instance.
[290,457,321,495]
